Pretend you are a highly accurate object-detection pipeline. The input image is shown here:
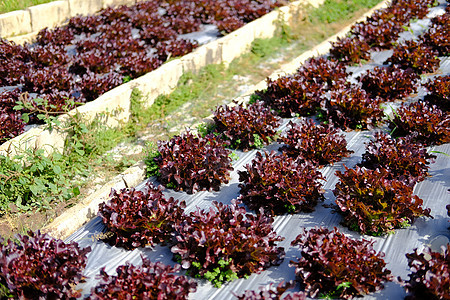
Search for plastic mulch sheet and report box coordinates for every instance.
[67,3,450,299]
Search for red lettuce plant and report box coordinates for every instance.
[296,57,348,89]
[403,245,450,300]
[359,132,436,184]
[0,109,24,144]
[329,36,371,64]
[334,166,432,235]
[98,182,186,250]
[119,53,162,78]
[0,90,25,142]
[349,0,434,50]
[88,256,197,300]
[77,71,124,102]
[155,131,233,193]
[0,230,91,299]
[35,27,75,46]
[155,38,198,62]
[349,11,403,49]
[67,14,104,34]
[238,151,325,214]
[279,119,353,167]
[0,39,31,86]
[424,75,449,112]
[235,281,306,300]
[430,7,449,26]
[391,0,435,19]
[421,21,450,57]
[290,227,393,299]
[29,44,69,68]
[171,200,285,287]
[358,65,419,102]
[213,101,281,151]
[257,57,347,117]
[386,40,440,74]
[320,83,384,130]
[257,75,320,117]
[207,0,283,33]
[22,65,73,94]
[388,101,450,146]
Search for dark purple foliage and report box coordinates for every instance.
[155,38,198,62]
[334,166,432,235]
[388,101,450,146]
[329,36,371,64]
[213,101,281,151]
[257,57,347,117]
[88,256,197,300]
[29,44,69,67]
[358,65,420,102]
[320,83,384,130]
[0,90,25,143]
[386,40,440,74]
[0,230,91,299]
[350,11,403,49]
[290,227,393,299]
[296,57,348,89]
[403,245,450,300]
[171,200,285,286]
[0,108,25,144]
[35,27,75,46]
[279,119,353,167]
[98,182,186,250]
[155,131,233,193]
[77,71,124,102]
[258,74,320,117]
[238,151,325,214]
[423,75,450,112]
[349,0,435,49]
[421,19,450,57]
[22,66,73,94]
[0,39,31,86]
[359,132,436,184]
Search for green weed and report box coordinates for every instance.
[308,0,380,24]
[0,0,55,14]
[0,149,76,214]
[144,141,161,178]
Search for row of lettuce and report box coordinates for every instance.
[1,0,449,299]
[0,0,284,143]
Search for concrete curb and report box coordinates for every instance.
[0,0,322,157]
[41,0,390,240]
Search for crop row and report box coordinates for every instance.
[0,0,449,299]
[0,0,284,143]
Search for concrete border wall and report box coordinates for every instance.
[0,0,324,157]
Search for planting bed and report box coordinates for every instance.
[62,1,450,298]
[0,0,305,157]
[1,0,449,299]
